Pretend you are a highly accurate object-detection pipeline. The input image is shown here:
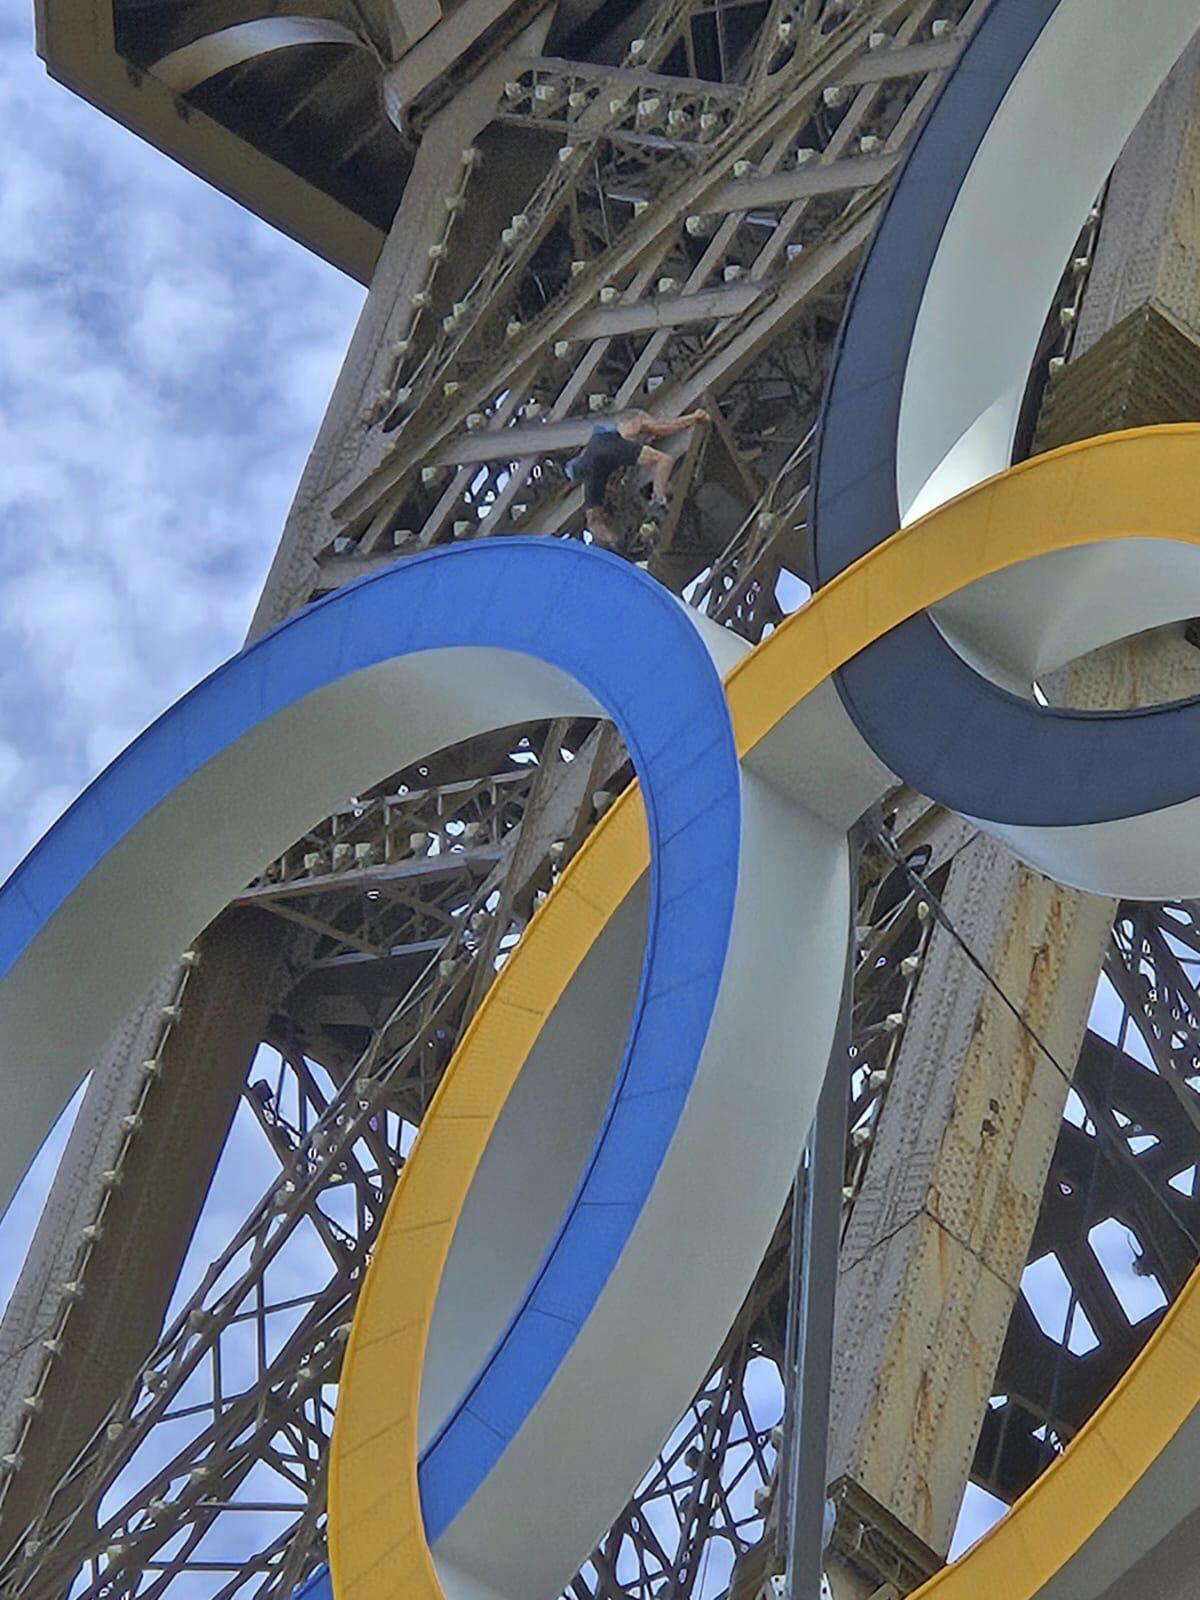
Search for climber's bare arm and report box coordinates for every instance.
[617,408,711,443]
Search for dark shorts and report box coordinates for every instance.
[578,425,641,506]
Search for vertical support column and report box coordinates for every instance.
[821,35,1200,1599]
[0,910,292,1552]
[786,1008,851,1599]
[826,842,1114,1590]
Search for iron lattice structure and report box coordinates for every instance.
[4,0,1199,1597]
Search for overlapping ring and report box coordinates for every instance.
[7,4,1200,1598]
[6,431,1200,1600]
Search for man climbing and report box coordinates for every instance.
[563,406,711,552]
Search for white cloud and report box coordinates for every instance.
[0,10,363,882]
[0,6,362,1344]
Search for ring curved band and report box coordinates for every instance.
[7,430,1200,1600]
[0,540,740,1223]
[334,426,1200,1600]
[812,0,1200,829]
[151,19,370,95]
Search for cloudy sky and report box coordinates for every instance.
[0,4,1173,1575]
[0,6,360,1297]
[0,7,363,876]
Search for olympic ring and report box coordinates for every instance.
[329,428,1200,1600]
[5,430,1197,1600]
[6,4,1200,1598]
[813,0,1200,845]
[9,432,1200,1600]
[5,439,1200,1598]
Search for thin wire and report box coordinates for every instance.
[872,826,1200,1257]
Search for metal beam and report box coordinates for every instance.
[0,910,292,1559]
[381,0,546,120]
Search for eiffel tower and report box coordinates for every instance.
[7,2,1200,1598]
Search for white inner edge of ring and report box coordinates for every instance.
[419,882,647,1450]
[895,0,1200,688]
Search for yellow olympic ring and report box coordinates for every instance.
[331,425,1200,1600]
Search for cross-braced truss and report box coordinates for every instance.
[6,1,1199,1597]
